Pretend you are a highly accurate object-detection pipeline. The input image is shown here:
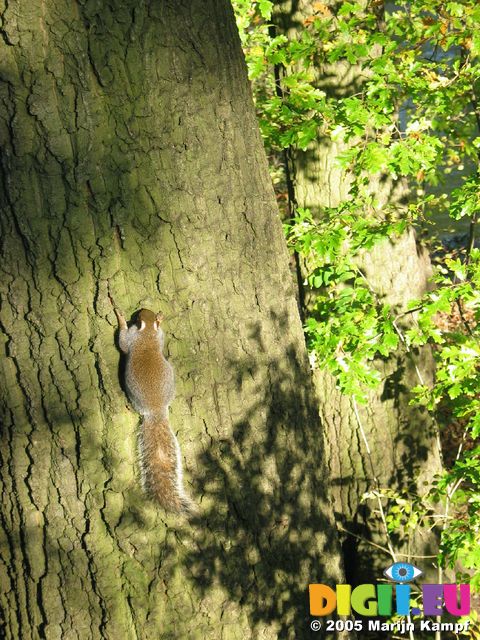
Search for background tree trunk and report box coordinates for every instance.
[0,1,344,638]
[274,0,443,584]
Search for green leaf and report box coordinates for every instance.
[258,0,273,19]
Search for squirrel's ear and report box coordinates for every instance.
[156,313,164,323]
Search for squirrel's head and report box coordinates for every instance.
[136,309,164,332]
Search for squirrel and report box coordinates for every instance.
[115,308,194,515]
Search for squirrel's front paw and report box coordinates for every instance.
[114,308,128,330]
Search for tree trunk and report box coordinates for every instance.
[0,1,344,638]
[316,234,443,583]
[274,0,443,583]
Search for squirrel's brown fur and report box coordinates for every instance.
[115,308,194,515]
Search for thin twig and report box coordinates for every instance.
[391,318,468,640]
[352,398,397,562]
[351,399,416,640]
[338,526,438,558]
[337,525,393,556]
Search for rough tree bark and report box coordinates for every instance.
[274,0,443,584]
[0,1,344,639]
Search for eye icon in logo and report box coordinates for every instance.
[384,562,423,583]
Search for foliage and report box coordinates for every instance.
[408,251,480,589]
[233,0,480,598]
[285,206,407,399]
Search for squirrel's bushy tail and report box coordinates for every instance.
[140,415,195,515]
